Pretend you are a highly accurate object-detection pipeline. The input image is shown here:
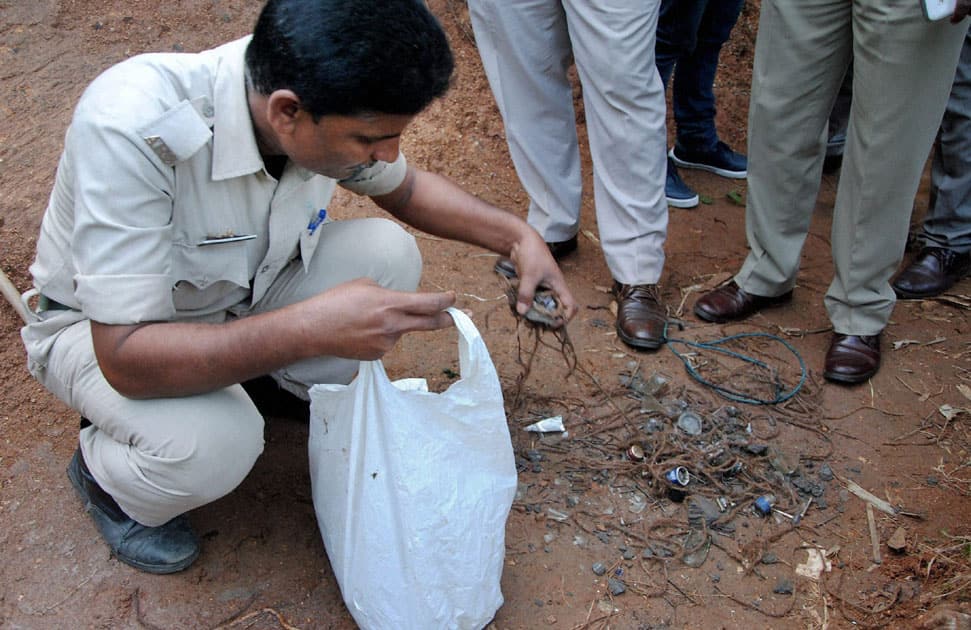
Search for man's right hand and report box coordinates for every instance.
[299,278,457,360]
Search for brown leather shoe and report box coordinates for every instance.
[892,247,971,299]
[495,235,578,279]
[614,282,667,350]
[823,333,880,384]
[693,280,793,323]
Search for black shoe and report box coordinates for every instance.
[892,247,971,299]
[67,448,200,574]
[494,235,578,279]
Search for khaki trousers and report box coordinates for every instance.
[468,0,669,285]
[21,218,421,526]
[737,0,967,334]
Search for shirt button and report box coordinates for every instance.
[261,265,270,273]
[203,105,215,117]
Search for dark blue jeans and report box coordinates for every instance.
[655,0,745,152]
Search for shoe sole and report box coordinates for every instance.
[667,195,699,209]
[67,453,200,575]
[616,326,665,350]
[823,369,877,385]
[670,148,747,179]
[892,286,942,300]
[892,277,966,300]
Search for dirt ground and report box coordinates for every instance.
[2,1,970,628]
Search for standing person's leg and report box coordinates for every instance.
[566,0,670,349]
[668,0,747,178]
[894,27,971,298]
[655,0,705,208]
[824,60,853,173]
[468,0,582,247]
[694,0,852,323]
[822,2,965,383]
[825,4,967,335]
[739,0,851,293]
[655,0,703,87]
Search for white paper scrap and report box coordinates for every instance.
[795,547,832,580]
[525,416,565,433]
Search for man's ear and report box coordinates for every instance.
[265,89,302,136]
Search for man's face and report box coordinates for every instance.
[281,111,413,179]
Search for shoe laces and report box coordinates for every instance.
[615,283,661,303]
[926,247,962,267]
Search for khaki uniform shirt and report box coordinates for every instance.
[29,36,407,325]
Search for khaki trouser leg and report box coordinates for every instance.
[32,316,265,527]
[736,0,853,297]
[23,217,422,526]
[468,0,583,244]
[738,0,967,335]
[468,0,668,284]
[825,5,966,334]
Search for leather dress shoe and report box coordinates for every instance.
[823,333,880,384]
[494,235,578,279]
[892,247,971,299]
[693,280,792,323]
[614,282,667,350]
[67,448,200,574]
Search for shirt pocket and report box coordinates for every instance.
[170,242,251,313]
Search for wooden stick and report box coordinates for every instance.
[0,267,28,324]
[866,504,882,565]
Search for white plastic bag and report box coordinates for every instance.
[308,307,517,630]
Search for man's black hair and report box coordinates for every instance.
[245,0,454,118]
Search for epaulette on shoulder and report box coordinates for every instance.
[138,96,215,166]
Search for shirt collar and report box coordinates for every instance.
[210,36,315,183]
[211,36,265,181]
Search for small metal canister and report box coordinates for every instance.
[664,466,690,502]
[754,494,775,516]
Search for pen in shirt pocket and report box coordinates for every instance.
[307,208,327,235]
[198,234,257,246]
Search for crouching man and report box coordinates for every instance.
[21,0,576,574]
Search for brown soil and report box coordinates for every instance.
[2,1,969,628]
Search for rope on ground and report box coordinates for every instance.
[665,330,808,405]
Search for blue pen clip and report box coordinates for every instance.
[307,208,327,235]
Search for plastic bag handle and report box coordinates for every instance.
[444,307,492,382]
[358,307,497,388]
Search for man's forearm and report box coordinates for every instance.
[375,167,534,256]
[91,305,316,399]
[90,278,458,400]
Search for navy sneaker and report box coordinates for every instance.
[665,157,699,209]
[670,141,747,179]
